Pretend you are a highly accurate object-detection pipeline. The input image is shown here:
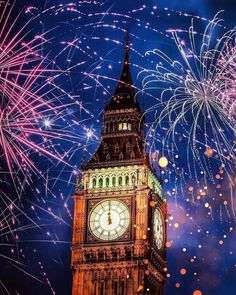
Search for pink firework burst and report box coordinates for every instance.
[0,1,86,182]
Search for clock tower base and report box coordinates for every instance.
[72,261,164,295]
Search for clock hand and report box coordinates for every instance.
[108,201,112,225]
[108,212,112,225]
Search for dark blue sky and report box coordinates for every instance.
[1,1,236,295]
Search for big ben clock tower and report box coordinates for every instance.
[71,37,167,295]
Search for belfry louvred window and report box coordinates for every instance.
[115,142,119,153]
[118,122,132,131]
[103,143,108,154]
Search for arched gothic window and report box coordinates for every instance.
[85,253,91,262]
[98,252,104,261]
[94,154,99,162]
[125,175,129,186]
[99,178,103,188]
[130,151,135,159]
[112,251,118,261]
[115,142,119,153]
[112,177,116,186]
[103,143,108,154]
[105,123,109,132]
[106,177,110,187]
[118,176,122,186]
[119,152,123,160]
[110,121,113,131]
[126,249,132,260]
[126,142,131,153]
[92,178,96,188]
[132,175,136,186]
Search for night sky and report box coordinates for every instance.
[0,1,236,295]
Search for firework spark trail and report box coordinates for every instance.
[18,1,235,218]
[139,13,236,180]
[0,1,96,183]
[0,2,98,290]
[30,1,219,95]
[0,181,77,291]
[16,5,236,295]
[33,2,236,209]
[216,43,236,119]
[1,2,235,293]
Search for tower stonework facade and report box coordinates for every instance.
[71,42,167,295]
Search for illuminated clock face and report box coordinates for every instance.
[153,209,164,249]
[89,199,130,241]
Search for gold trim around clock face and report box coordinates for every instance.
[89,199,131,241]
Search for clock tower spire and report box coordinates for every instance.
[71,34,167,295]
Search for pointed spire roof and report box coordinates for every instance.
[105,30,138,111]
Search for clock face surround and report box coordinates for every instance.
[153,208,164,250]
[89,199,130,241]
